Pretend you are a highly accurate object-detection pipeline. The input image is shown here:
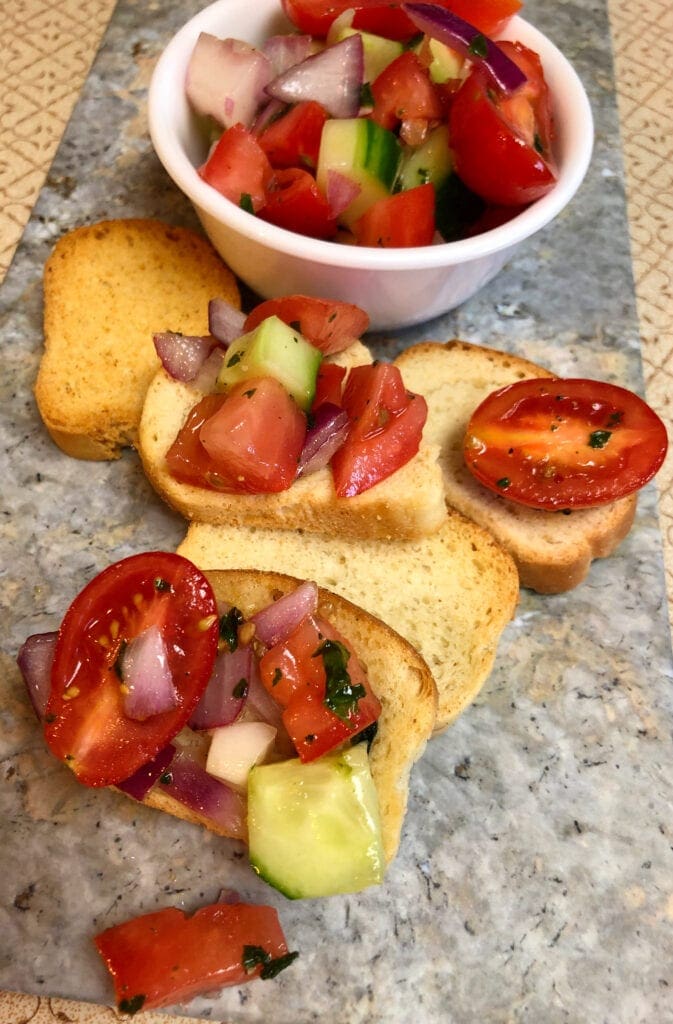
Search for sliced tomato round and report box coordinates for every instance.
[281,0,520,40]
[257,100,328,170]
[353,184,436,248]
[94,901,293,1013]
[199,123,274,212]
[449,43,557,206]
[370,51,443,131]
[44,553,219,787]
[330,363,428,495]
[258,614,381,762]
[464,377,669,510]
[259,167,338,240]
[244,295,370,355]
[198,376,307,493]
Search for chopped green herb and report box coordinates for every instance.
[533,132,544,155]
[154,576,171,592]
[113,639,127,680]
[417,167,431,185]
[496,477,511,489]
[233,678,249,699]
[159,771,173,785]
[118,995,146,1015]
[360,81,374,107]
[243,388,257,398]
[304,733,317,744]
[314,639,366,725]
[468,33,488,58]
[227,351,243,368]
[607,410,624,427]
[242,944,300,979]
[261,951,300,979]
[219,607,244,652]
[588,429,612,449]
[272,667,283,687]
[239,192,254,214]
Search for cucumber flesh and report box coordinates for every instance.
[216,315,322,411]
[316,118,401,228]
[332,26,403,82]
[396,124,453,192]
[247,745,385,899]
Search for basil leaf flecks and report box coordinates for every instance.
[314,639,366,725]
[588,429,612,449]
[242,945,299,979]
[219,606,244,652]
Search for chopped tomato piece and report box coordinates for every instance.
[165,393,228,490]
[199,376,307,493]
[258,614,381,761]
[94,901,295,1013]
[448,42,557,206]
[312,363,347,409]
[257,100,328,170]
[464,377,669,510]
[244,295,369,355]
[259,168,338,240]
[199,123,273,212]
[44,553,219,787]
[330,363,428,496]
[353,184,436,248]
[370,52,443,131]
[281,0,520,40]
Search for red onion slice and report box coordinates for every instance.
[263,33,313,76]
[158,746,247,840]
[188,644,251,730]
[116,743,176,802]
[17,631,57,720]
[186,33,273,128]
[326,170,362,219]
[208,297,246,345]
[250,581,319,647]
[297,402,350,477]
[154,332,219,382]
[265,35,364,119]
[251,96,288,136]
[245,659,296,759]
[120,625,179,722]
[402,3,527,94]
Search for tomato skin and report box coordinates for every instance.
[352,184,436,248]
[370,52,443,131]
[199,124,273,212]
[257,100,328,170]
[44,554,219,787]
[312,362,347,409]
[166,393,228,490]
[330,363,428,496]
[464,377,669,510]
[94,901,292,1012]
[244,295,369,355]
[259,167,338,240]
[281,0,520,40]
[449,43,557,206]
[199,377,307,493]
[258,614,381,761]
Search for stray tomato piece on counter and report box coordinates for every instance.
[464,377,669,510]
[94,900,297,1013]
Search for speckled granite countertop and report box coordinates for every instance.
[1,1,673,1022]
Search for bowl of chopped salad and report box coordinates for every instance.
[148,0,593,329]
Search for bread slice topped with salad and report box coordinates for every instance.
[35,219,240,460]
[396,340,668,593]
[18,554,437,899]
[138,293,447,541]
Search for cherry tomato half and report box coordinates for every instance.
[44,553,219,787]
[94,901,294,1013]
[464,378,669,510]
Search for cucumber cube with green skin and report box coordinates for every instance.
[396,124,453,192]
[247,745,385,899]
[332,26,404,83]
[216,315,322,411]
[316,118,402,228]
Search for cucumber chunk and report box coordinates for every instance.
[247,745,385,899]
[396,124,453,192]
[316,118,401,228]
[332,26,403,82]
[216,315,322,411]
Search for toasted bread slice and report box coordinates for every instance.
[395,340,638,593]
[35,219,240,460]
[138,569,438,865]
[176,513,519,731]
[138,341,447,541]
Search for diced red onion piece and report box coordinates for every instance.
[263,33,313,76]
[17,631,57,721]
[154,332,219,383]
[265,35,364,119]
[120,625,179,721]
[297,403,350,477]
[208,297,246,345]
[116,743,176,802]
[326,170,361,218]
[188,645,251,730]
[186,33,273,128]
[250,581,319,647]
[402,3,527,94]
[251,96,288,136]
[245,659,296,759]
[192,347,225,394]
[159,746,247,840]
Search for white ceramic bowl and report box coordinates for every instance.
[148,0,594,330]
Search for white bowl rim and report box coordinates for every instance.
[149,0,594,273]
